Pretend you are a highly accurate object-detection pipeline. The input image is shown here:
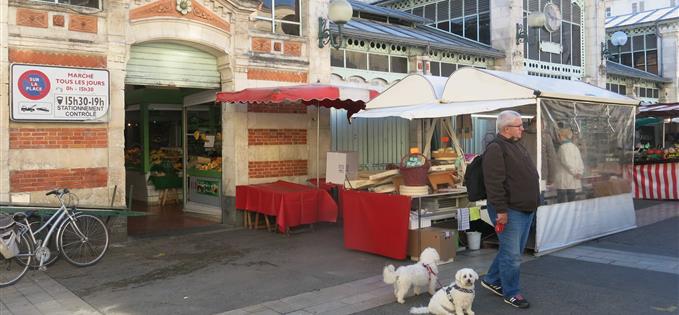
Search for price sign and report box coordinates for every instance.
[11,64,110,122]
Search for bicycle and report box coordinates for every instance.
[0,188,110,287]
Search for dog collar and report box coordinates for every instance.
[453,284,474,294]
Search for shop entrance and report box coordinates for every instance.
[123,41,223,236]
[183,91,223,219]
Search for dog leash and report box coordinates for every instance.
[424,264,445,289]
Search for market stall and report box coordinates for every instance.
[353,68,639,255]
[217,84,379,232]
[626,103,679,200]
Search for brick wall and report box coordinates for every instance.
[9,48,107,68]
[9,128,108,149]
[247,68,308,83]
[248,129,306,145]
[10,167,108,192]
[248,160,307,178]
[247,103,307,113]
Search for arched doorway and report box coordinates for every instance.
[124,41,226,236]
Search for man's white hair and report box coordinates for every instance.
[496,110,522,131]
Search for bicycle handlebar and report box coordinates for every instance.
[46,188,69,197]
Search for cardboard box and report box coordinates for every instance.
[326,151,359,184]
[408,227,457,262]
[592,178,632,197]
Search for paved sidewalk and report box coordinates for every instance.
[217,248,514,315]
[0,272,100,315]
[551,245,679,275]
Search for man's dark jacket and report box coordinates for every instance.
[482,135,540,213]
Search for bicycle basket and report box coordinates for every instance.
[0,214,19,259]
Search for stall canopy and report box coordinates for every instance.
[638,102,679,118]
[354,68,637,119]
[216,84,379,117]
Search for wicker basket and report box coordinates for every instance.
[399,153,430,186]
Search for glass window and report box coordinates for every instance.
[653,89,658,98]
[438,1,450,21]
[561,23,571,64]
[40,0,101,9]
[479,0,490,12]
[430,61,441,76]
[646,50,658,74]
[464,0,476,15]
[640,87,647,97]
[619,85,626,96]
[645,33,657,49]
[620,53,633,67]
[561,0,571,21]
[390,56,408,73]
[345,51,367,70]
[608,53,620,63]
[632,35,645,51]
[633,51,645,70]
[451,18,464,36]
[572,24,581,66]
[331,49,344,67]
[479,12,491,44]
[464,15,478,41]
[413,6,424,17]
[540,28,551,62]
[438,21,450,32]
[441,62,457,77]
[256,0,301,36]
[425,4,436,20]
[369,54,389,72]
[450,0,463,18]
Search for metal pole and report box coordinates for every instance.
[662,121,666,148]
[317,104,320,188]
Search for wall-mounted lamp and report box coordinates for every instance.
[318,0,353,49]
[601,31,628,61]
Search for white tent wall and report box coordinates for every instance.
[364,75,448,109]
[356,68,641,255]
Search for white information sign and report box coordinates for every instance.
[11,64,110,122]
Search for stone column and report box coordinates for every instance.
[583,0,607,88]
[490,0,524,72]
[0,0,8,202]
[659,26,678,102]
[308,0,331,83]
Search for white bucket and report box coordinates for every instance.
[466,231,482,250]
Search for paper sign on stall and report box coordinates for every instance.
[457,208,470,231]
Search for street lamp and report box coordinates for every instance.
[318,0,353,49]
[601,31,628,61]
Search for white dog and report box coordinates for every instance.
[409,268,479,315]
[383,247,440,304]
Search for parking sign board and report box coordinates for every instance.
[11,64,110,122]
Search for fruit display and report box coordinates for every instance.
[634,143,679,162]
[125,146,142,167]
[150,148,183,171]
[196,157,222,171]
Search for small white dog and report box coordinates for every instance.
[409,268,479,315]
[383,247,440,304]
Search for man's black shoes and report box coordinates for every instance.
[481,280,503,297]
[504,294,530,309]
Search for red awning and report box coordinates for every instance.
[216,84,380,117]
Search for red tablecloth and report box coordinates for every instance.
[625,162,679,200]
[236,181,338,232]
[342,190,410,259]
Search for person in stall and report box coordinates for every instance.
[553,128,584,203]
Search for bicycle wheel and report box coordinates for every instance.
[0,232,33,287]
[59,214,109,267]
[17,221,60,269]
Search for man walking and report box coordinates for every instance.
[480,110,540,309]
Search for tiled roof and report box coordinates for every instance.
[606,61,672,83]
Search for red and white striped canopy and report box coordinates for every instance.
[216,84,380,117]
